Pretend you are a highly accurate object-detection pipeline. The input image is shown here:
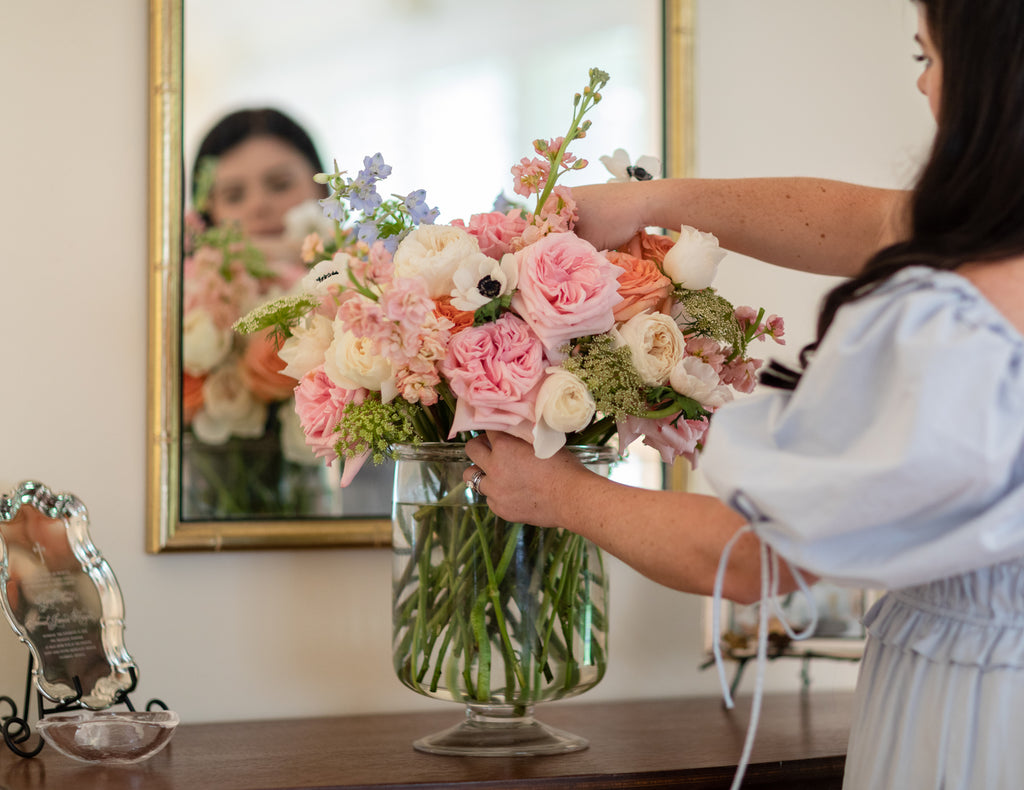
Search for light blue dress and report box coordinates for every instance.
[700,266,1024,789]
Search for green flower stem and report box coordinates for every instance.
[392,451,608,707]
[470,513,528,696]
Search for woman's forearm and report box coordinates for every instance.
[467,433,807,604]
[573,177,909,278]
[555,470,797,605]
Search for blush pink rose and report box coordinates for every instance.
[606,250,674,322]
[293,367,371,485]
[440,313,545,443]
[510,233,624,359]
[452,210,529,259]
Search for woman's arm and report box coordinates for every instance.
[572,177,909,278]
[466,432,812,604]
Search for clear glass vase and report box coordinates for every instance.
[391,442,614,756]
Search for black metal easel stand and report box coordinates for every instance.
[0,655,169,758]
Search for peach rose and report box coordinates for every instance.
[241,329,298,402]
[433,296,475,334]
[606,251,674,322]
[182,372,205,425]
[618,229,676,266]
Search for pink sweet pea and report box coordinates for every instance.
[440,313,545,443]
[510,233,624,360]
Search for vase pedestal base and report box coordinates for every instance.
[412,704,588,757]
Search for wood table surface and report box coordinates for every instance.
[0,691,854,789]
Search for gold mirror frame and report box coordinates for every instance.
[146,0,694,552]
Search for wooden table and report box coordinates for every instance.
[0,692,853,789]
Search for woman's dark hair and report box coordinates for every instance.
[191,107,326,219]
[777,0,1024,380]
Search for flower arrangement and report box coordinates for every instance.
[236,68,784,716]
[237,69,783,481]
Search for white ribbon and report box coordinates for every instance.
[711,517,820,790]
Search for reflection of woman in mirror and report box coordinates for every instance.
[181,108,339,519]
[192,108,328,265]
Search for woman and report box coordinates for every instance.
[465,1,1024,787]
[192,107,328,262]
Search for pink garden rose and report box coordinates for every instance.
[510,233,624,359]
[451,210,529,259]
[293,366,370,485]
[440,313,545,443]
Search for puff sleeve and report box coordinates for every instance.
[700,268,1024,589]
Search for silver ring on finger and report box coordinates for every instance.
[469,467,485,495]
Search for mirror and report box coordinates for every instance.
[147,0,694,551]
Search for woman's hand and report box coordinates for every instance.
[570,182,649,252]
[464,432,588,528]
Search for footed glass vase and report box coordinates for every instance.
[391,443,614,756]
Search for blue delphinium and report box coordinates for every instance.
[313,153,438,249]
[404,189,440,225]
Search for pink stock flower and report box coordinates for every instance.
[684,336,727,373]
[451,210,529,259]
[535,186,578,233]
[617,414,711,467]
[368,241,395,283]
[440,313,546,442]
[763,314,786,344]
[721,357,764,394]
[511,157,551,198]
[337,295,391,348]
[389,313,452,406]
[511,232,624,359]
[734,305,760,331]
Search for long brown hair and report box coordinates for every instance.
[784,0,1024,377]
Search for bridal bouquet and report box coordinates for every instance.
[237,69,783,710]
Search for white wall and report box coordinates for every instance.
[0,0,933,724]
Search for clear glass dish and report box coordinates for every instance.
[36,710,179,764]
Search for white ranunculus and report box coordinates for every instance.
[661,225,727,290]
[393,224,482,299]
[669,356,734,409]
[279,314,334,380]
[532,368,596,459]
[182,308,232,376]
[615,311,686,386]
[450,252,519,311]
[284,199,337,241]
[323,324,392,391]
[302,252,356,295]
[192,364,268,444]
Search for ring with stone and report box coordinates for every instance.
[469,467,485,495]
